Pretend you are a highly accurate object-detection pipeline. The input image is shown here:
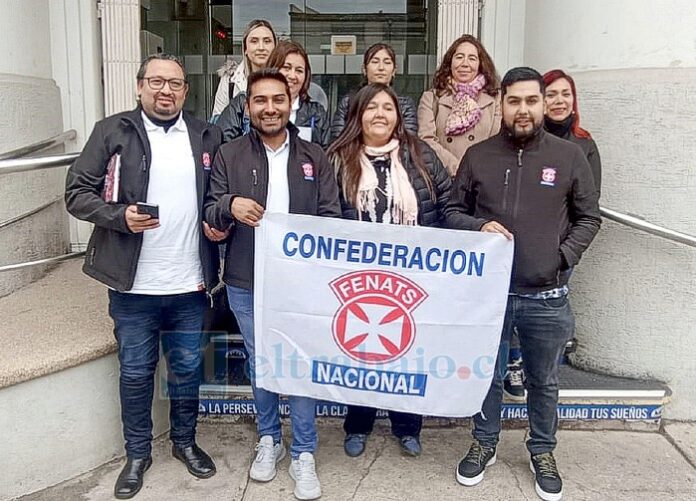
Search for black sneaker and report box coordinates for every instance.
[455,441,497,486]
[503,358,526,401]
[530,452,563,501]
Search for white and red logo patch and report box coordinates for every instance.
[540,167,556,186]
[202,152,212,169]
[329,270,428,364]
[302,162,314,180]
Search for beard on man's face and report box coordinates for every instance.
[504,114,543,140]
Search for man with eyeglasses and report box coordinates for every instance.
[66,54,226,499]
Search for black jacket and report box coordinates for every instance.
[65,107,223,292]
[330,93,419,143]
[204,124,341,289]
[217,93,330,148]
[336,141,451,228]
[565,134,601,196]
[444,128,601,294]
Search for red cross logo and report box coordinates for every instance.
[330,270,427,364]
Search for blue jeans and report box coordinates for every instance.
[108,290,206,458]
[226,285,318,458]
[473,295,574,455]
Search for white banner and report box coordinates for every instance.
[254,213,513,417]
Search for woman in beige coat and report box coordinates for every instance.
[418,35,501,176]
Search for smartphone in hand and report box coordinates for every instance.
[136,202,159,219]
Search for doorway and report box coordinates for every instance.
[141,0,438,120]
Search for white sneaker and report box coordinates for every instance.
[249,435,286,482]
[289,452,321,500]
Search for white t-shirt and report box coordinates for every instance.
[264,132,291,214]
[128,113,204,295]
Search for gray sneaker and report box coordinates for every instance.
[249,435,286,482]
[289,452,321,500]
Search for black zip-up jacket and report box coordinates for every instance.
[217,92,330,148]
[65,107,223,292]
[336,141,451,227]
[564,134,601,197]
[204,124,341,290]
[444,128,601,294]
[330,93,419,143]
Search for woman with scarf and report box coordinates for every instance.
[217,40,329,147]
[543,69,602,194]
[211,19,277,119]
[417,35,501,176]
[328,83,451,458]
[330,43,418,142]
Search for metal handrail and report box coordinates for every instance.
[0,153,79,176]
[600,207,696,248]
[0,252,85,273]
[0,195,64,231]
[0,130,77,160]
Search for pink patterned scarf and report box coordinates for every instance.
[444,74,486,136]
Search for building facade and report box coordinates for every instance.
[1,0,694,417]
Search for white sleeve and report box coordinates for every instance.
[212,74,230,117]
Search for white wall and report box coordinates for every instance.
[0,0,68,296]
[49,0,104,250]
[0,0,53,79]
[0,355,169,500]
[524,0,696,71]
[480,0,526,75]
[520,0,696,419]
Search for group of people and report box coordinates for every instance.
[65,18,602,501]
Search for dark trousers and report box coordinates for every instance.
[344,405,422,438]
[474,295,574,455]
[108,290,206,459]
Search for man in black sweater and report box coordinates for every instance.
[446,67,601,501]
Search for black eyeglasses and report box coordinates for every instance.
[142,77,187,91]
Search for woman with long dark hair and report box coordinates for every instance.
[217,40,329,147]
[418,34,501,176]
[328,83,450,458]
[330,42,418,142]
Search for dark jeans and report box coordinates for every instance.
[344,406,422,438]
[474,295,574,455]
[108,290,206,459]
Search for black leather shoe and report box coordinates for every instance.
[114,456,152,499]
[172,443,216,479]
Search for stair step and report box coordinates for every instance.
[198,365,668,426]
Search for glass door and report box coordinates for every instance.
[143,0,437,121]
